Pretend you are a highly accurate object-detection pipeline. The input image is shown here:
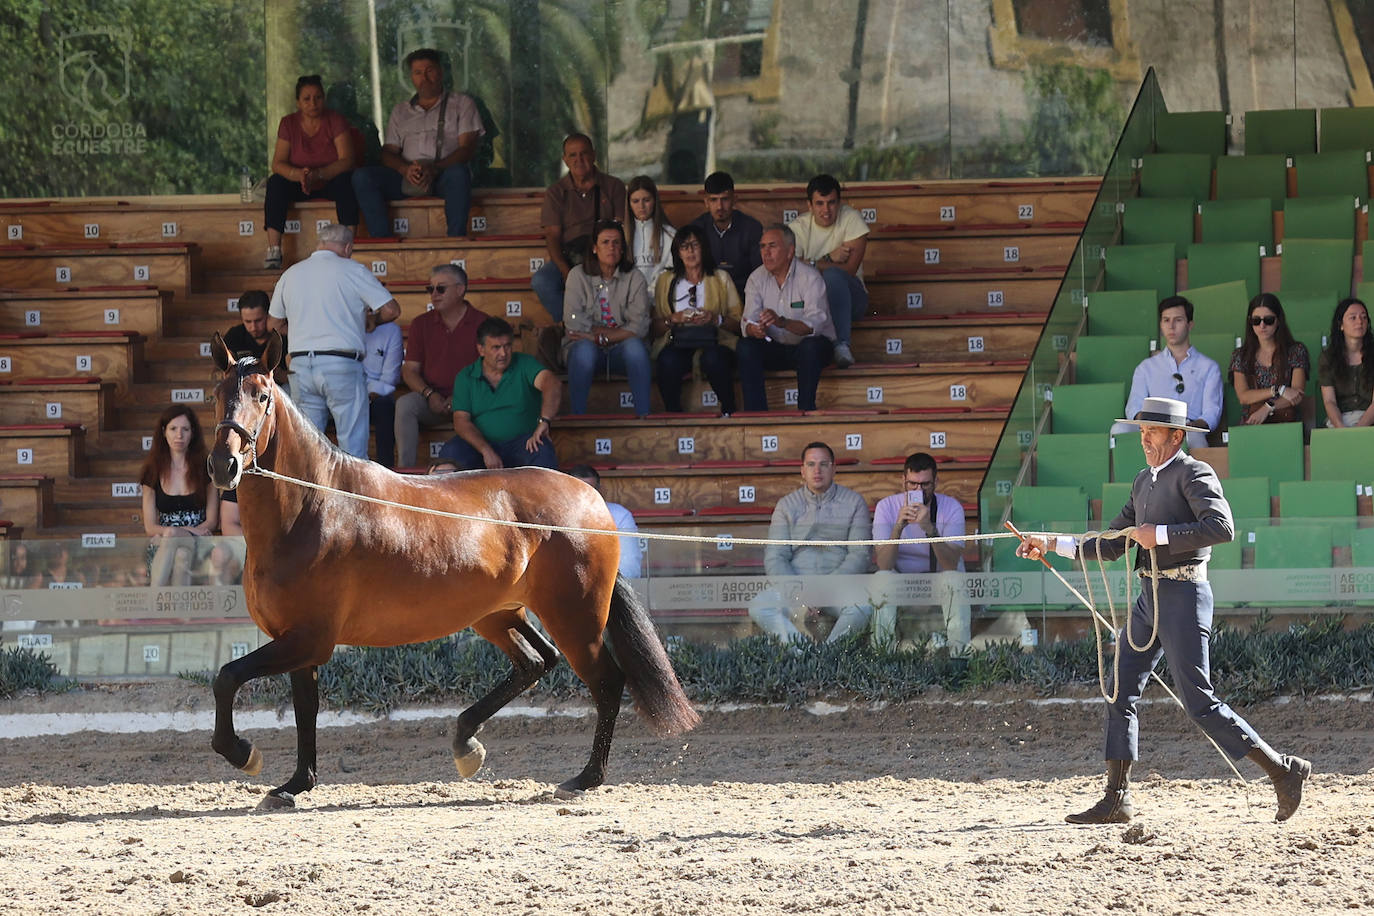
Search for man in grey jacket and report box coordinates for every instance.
[749,441,872,644]
[1016,397,1311,824]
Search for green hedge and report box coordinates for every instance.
[173,615,1374,714]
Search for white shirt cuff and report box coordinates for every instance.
[1155,525,1169,545]
[1054,536,1077,559]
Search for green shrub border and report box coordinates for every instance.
[160,615,1374,715]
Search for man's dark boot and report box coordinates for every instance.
[1066,759,1134,824]
[1247,749,1312,822]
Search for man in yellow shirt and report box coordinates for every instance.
[787,174,869,368]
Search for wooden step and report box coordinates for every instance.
[0,244,199,300]
[571,362,1025,415]
[0,333,144,396]
[0,474,56,529]
[0,424,87,477]
[0,380,115,442]
[544,412,1002,468]
[0,287,168,337]
[866,275,1058,316]
[849,317,1042,363]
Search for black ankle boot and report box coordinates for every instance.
[1271,755,1312,823]
[1066,760,1134,824]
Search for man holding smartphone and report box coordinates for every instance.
[871,452,969,649]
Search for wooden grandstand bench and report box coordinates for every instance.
[0,286,168,337]
[0,332,143,396]
[0,243,199,300]
[0,378,113,442]
[0,473,55,530]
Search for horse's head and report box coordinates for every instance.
[208,330,284,490]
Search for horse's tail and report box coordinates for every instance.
[605,575,700,736]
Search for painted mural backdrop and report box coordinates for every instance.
[1,0,1370,197]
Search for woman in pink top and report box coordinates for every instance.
[263,75,359,268]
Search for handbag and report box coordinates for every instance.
[669,323,718,349]
[400,94,448,196]
[559,179,602,266]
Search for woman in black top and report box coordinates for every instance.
[140,405,219,585]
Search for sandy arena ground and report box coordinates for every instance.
[0,683,1370,915]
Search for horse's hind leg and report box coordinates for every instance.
[553,641,626,797]
[453,614,561,778]
[257,666,320,811]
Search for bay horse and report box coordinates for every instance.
[205,331,698,808]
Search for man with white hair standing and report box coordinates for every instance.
[268,223,400,458]
[1015,396,1310,825]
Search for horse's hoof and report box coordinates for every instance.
[454,739,486,778]
[554,783,586,800]
[241,746,263,777]
[256,792,296,811]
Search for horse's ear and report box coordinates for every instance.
[261,331,283,375]
[210,332,234,373]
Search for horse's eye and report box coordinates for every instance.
[258,393,269,404]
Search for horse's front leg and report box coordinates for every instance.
[257,666,319,810]
[211,635,324,788]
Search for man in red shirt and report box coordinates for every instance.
[394,263,487,467]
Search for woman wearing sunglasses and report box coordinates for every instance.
[1229,293,1308,424]
[650,224,743,415]
[1319,297,1374,427]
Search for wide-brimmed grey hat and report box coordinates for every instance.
[1115,396,1196,431]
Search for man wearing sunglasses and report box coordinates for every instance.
[394,263,488,467]
[1113,296,1222,449]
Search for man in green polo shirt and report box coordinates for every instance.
[437,317,561,470]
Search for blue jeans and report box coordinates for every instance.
[289,354,368,458]
[566,336,653,416]
[822,267,868,345]
[530,260,566,323]
[369,392,396,468]
[735,336,834,411]
[437,431,557,470]
[352,163,473,238]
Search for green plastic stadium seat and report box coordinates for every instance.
[1221,476,1272,531]
[1308,427,1374,485]
[1320,107,1374,153]
[1293,328,1330,428]
[1186,242,1261,301]
[1244,108,1316,156]
[1282,195,1357,241]
[1139,153,1212,203]
[1215,155,1289,209]
[1034,433,1110,493]
[1100,481,1133,520]
[1199,198,1274,249]
[1293,151,1369,200]
[1052,382,1127,435]
[1182,280,1251,336]
[1156,110,1228,161]
[1279,479,1357,546]
[1086,289,1160,339]
[1252,524,1331,572]
[1190,332,1242,378]
[1104,244,1176,305]
[1226,423,1304,498]
[1352,526,1374,568]
[1075,336,1149,384]
[1110,431,1149,483]
[1282,290,1339,338]
[1122,198,1195,259]
[1279,238,1353,296]
[1004,485,1089,572]
[1209,538,1243,571]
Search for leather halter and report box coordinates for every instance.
[215,368,275,472]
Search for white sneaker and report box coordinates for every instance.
[263,246,283,269]
[833,342,855,368]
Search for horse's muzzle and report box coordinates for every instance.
[208,450,243,490]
